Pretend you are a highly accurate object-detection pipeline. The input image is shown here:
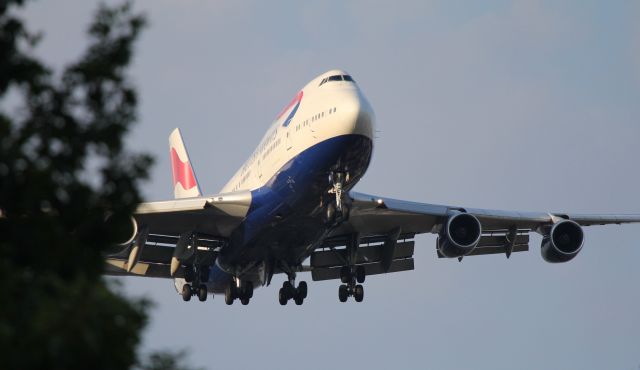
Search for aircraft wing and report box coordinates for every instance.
[340,191,640,234]
[104,191,251,279]
[310,191,640,281]
[134,190,251,237]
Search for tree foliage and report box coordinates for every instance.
[0,1,168,369]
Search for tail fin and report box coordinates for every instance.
[169,128,202,199]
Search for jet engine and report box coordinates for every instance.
[104,213,138,246]
[541,220,584,263]
[437,213,482,258]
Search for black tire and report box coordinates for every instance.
[338,284,348,302]
[197,284,207,302]
[182,284,192,302]
[225,285,234,305]
[356,265,366,284]
[297,281,308,299]
[245,281,254,299]
[283,281,294,299]
[278,288,288,305]
[240,297,250,305]
[354,284,364,302]
[340,266,351,284]
[294,295,304,305]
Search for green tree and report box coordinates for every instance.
[0,2,192,369]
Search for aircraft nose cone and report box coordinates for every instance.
[352,91,375,139]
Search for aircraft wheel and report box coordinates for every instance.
[297,281,307,299]
[225,285,235,305]
[340,266,351,284]
[355,266,366,284]
[354,284,364,302]
[182,284,192,302]
[240,296,250,305]
[197,284,208,302]
[283,281,294,299]
[294,294,304,305]
[244,281,254,299]
[338,284,348,302]
[278,288,288,305]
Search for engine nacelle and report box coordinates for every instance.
[541,220,584,263]
[104,213,138,246]
[437,213,482,258]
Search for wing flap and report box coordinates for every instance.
[311,241,414,268]
[311,258,414,282]
[105,258,172,278]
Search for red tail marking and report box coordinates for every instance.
[170,147,197,190]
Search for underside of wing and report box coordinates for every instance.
[135,190,251,236]
[328,191,640,263]
[104,190,251,278]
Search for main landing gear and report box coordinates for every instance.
[278,272,307,305]
[338,265,365,302]
[225,278,254,305]
[181,264,211,302]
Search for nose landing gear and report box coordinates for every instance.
[325,172,350,224]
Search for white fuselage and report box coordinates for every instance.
[221,69,375,193]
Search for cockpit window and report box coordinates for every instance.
[319,74,355,86]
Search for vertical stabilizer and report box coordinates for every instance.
[169,128,202,199]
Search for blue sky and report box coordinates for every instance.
[15,1,640,369]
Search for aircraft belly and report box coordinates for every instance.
[217,134,373,274]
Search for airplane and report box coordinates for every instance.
[105,69,640,305]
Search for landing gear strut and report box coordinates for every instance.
[278,273,307,306]
[337,233,366,303]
